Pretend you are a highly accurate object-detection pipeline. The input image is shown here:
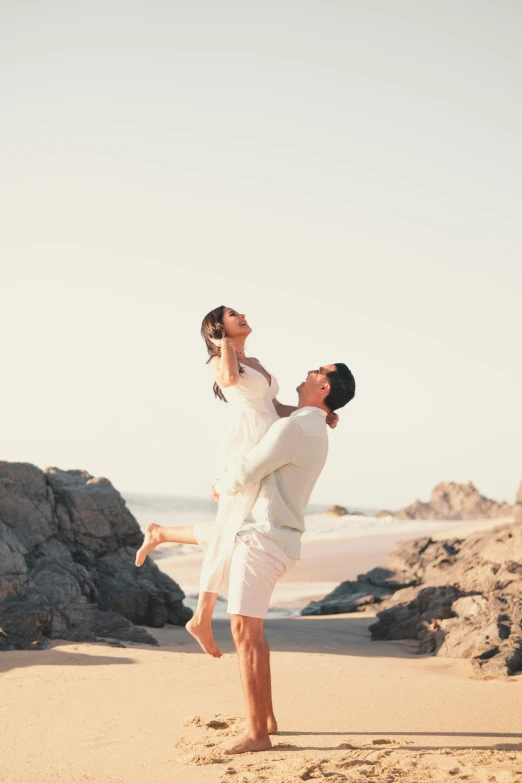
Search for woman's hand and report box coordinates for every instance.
[210,336,235,350]
[210,485,220,503]
[326,411,339,429]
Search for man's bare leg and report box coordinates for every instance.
[217,616,272,755]
[264,638,278,731]
[236,637,277,733]
[135,523,222,658]
[135,522,198,566]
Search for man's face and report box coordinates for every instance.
[296,364,336,396]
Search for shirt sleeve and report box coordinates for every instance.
[219,418,303,495]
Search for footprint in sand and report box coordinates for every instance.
[182,713,242,732]
[87,736,119,748]
[206,719,232,729]
[371,737,402,746]
[181,714,204,727]
[337,738,402,750]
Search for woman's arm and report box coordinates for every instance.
[210,338,240,388]
[272,397,298,418]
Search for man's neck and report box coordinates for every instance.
[296,399,330,414]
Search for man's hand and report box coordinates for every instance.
[326,411,339,429]
[210,485,220,503]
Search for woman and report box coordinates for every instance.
[135,305,338,660]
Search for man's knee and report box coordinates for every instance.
[230,615,264,646]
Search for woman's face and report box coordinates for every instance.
[222,306,252,339]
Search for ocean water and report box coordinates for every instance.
[123,491,456,544]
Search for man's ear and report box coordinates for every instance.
[319,382,330,398]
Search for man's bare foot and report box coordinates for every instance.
[235,717,278,734]
[135,522,163,567]
[215,730,271,756]
[186,616,223,658]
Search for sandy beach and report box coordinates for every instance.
[1,516,520,783]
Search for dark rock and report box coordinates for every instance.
[0,463,55,550]
[302,507,522,680]
[0,519,29,599]
[95,548,191,627]
[371,522,522,678]
[45,467,142,555]
[368,604,420,640]
[55,604,159,645]
[0,595,53,651]
[0,461,193,651]
[94,638,127,648]
[302,592,380,616]
[301,578,392,616]
[357,566,421,591]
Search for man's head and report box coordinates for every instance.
[297,363,355,412]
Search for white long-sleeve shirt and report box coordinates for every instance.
[216,406,329,559]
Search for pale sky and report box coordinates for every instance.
[1,1,521,509]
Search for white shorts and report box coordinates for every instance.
[226,531,297,619]
[192,524,298,619]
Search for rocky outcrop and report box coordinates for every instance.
[391,481,514,520]
[325,505,366,516]
[326,505,349,516]
[0,462,192,651]
[302,517,522,679]
[301,562,422,617]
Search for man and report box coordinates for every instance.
[202,362,356,757]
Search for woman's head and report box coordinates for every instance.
[201,305,251,401]
[201,305,251,355]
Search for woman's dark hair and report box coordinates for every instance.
[201,305,244,402]
[324,363,356,412]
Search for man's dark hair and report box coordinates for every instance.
[324,363,356,412]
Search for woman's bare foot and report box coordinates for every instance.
[235,716,278,734]
[135,522,163,567]
[215,730,271,756]
[186,616,223,658]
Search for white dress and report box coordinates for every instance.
[195,363,280,594]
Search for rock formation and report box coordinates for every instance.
[389,481,514,520]
[325,505,366,516]
[0,462,192,651]
[326,505,349,516]
[302,512,522,679]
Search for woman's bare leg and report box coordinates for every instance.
[135,522,223,658]
[135,522,198,566]
[186,591,223,658]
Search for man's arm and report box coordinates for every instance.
[216,418,303,495]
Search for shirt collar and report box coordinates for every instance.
[290,406,328,419]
